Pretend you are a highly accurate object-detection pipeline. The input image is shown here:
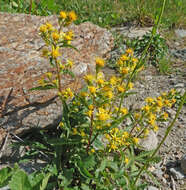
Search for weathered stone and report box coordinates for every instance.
[145,186,159,190]
[181,154,186,174]
[0,13,114,137]
[169,167,185,180]
[111,26,152,39]
[175,29,186,38]
[140,130,158,151]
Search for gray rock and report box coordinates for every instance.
[145,186,159,190]
[181,154,186,174]
[169,167,185,180]
[175,83,185,88]
[175,29,186,38]
[112,27,152,39]
[171,49,186,61]
[140,130,158,151]
[0,186,10,190]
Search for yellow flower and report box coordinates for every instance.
[52,79,58,87]
[156,100,163,108]
[105,91,113,99]
[120,54,129,61]
[61,88,74,99]
[59,11,67,19]
[122,131,129,138]
[97,108,110,121]
[121,107,128,115]
[128,82,134,90]
[96,125,101,130]
[88,86,96,94]
[143,105,150,112]
[68,11,77,22]
[133,137,139,144]
[59,122,64,128]
[132,58,138,63]
[64,33,72,41]
[164,99,171,107]
[46,72,52,79]
[170,88,176,95]
[144,128,149,136]
[145,97,154,104]
[110,76,117,86]
[97,78,104,85]
[125,157,129,164]
[117,86,125,93]
[38,79,45,86]
[91,148,95,153]
[136,126,141,131]
[95,57,105,67]
[98,113,110,121]
[88,104,94,110]
[134,113,140,120]
[52,31,60,41]
[171,98,176,104]
[161,92,167,97]
[97,72,104,79]
[73,128,78,135]
[86,110,92,117]
[84,74,94,83]
[126,48,134,56]
[153,125,159,132]
[67,60,74,68]
[162,112,168,120]
[45,22,53,31]
[80,91,88,97]
[109,143,117,151]
[121,67,129,75]
[117,59,123,65]
[40,25,47,33]
[80,130,86,137]
[51,46,61,58]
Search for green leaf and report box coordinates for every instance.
[59,168,74,187]
[75,160,93,179]
[28,173,44,189]
[29,85,56,91]
[0,167,12,187]
[60,43,79,52]
[93,136,104,151]
[81,183,90,190]
[9,170,32,190]
[40,173,51,190]
[82,155,96,169]
[48,136,81,146]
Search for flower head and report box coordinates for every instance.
[51,46,61,58]
[68,11,77,22]
[95,57,105,68]
[60,11,67,19]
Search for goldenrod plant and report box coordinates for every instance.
[0,4,185,190]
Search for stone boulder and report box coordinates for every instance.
[0,13,114,137]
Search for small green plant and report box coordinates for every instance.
[0,1,186,189]
[127,33,169,72]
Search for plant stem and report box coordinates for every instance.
[134,91,185,185]
[55,61,62,92]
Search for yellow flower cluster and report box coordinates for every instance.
[59,88,74,100]
[134,89,177,137]
[116,48,142,78]
[105,128,131,152]
[59,11,77,26]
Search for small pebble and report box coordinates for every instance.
[169,167,185,180]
